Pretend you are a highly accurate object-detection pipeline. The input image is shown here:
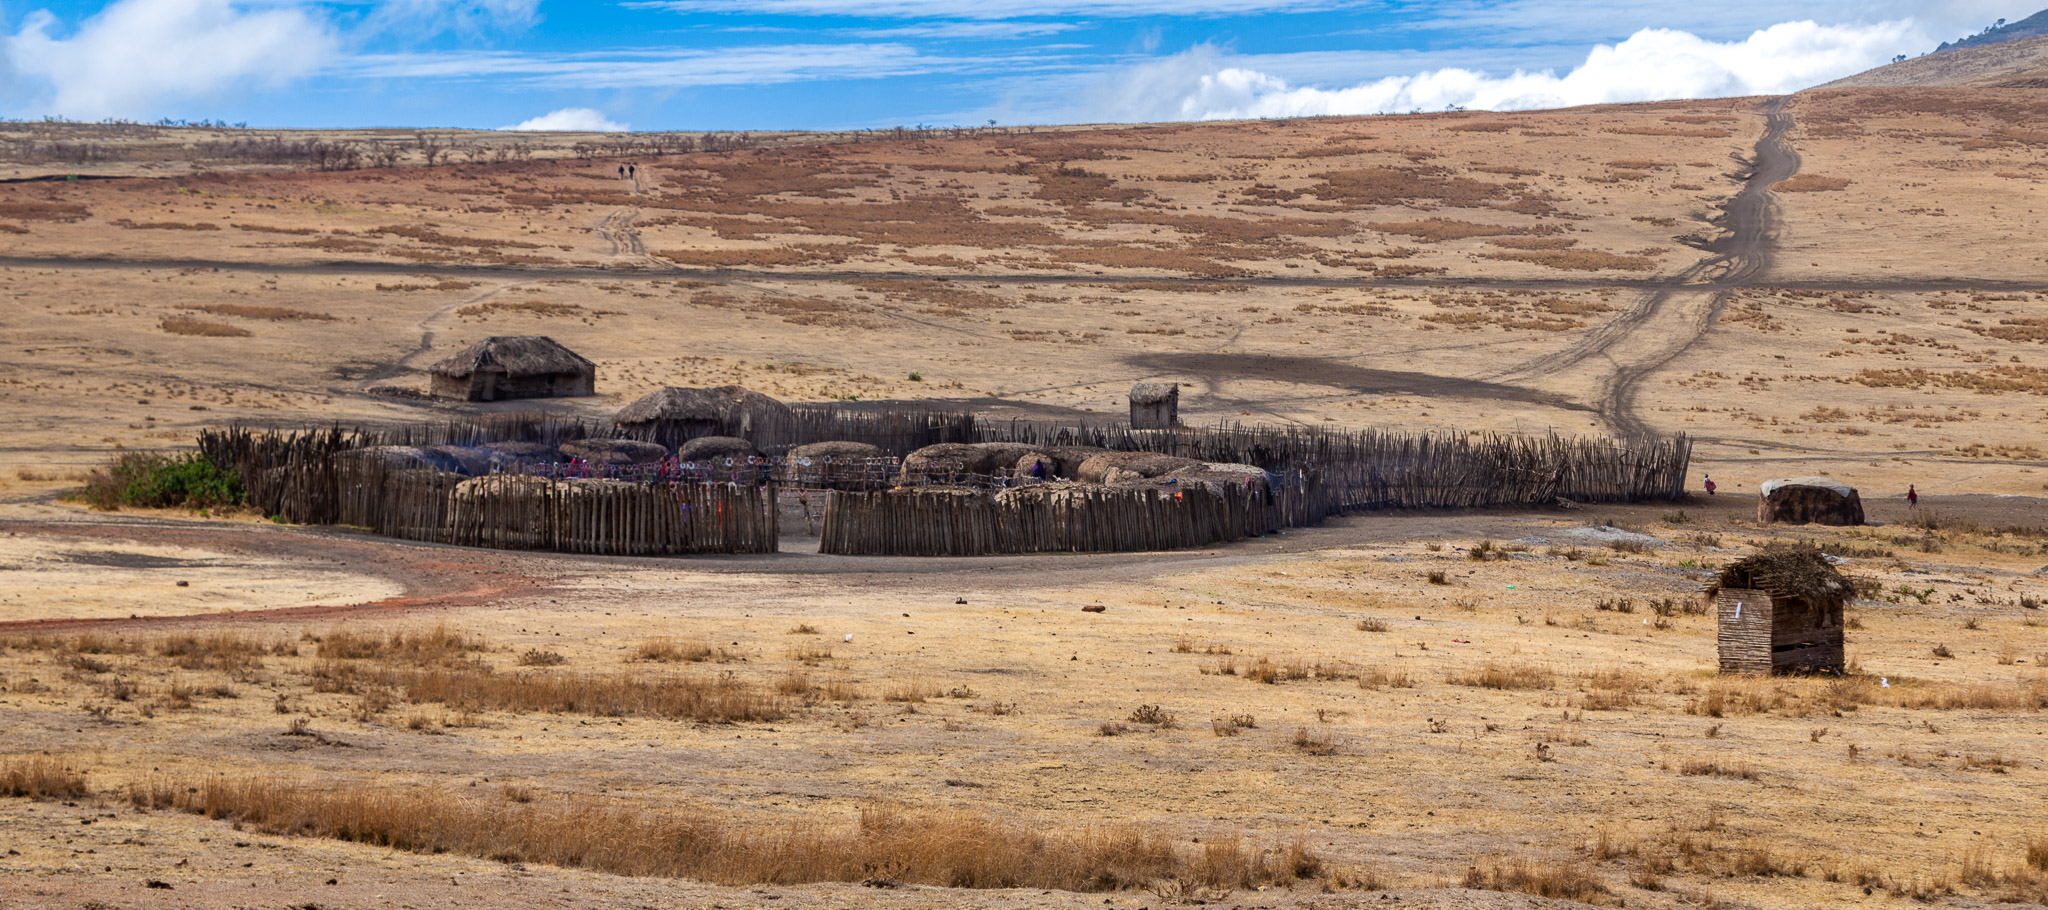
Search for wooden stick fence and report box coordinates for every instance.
[296,455,776,555]
[197,409,1688,558]
[820,481,1283,556]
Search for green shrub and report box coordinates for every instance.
[74,452,243,511]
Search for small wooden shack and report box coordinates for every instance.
[1710,549,1849,674]
[1758,477,1864,526]
[429,336,595,402]
[1130,383,1180,429]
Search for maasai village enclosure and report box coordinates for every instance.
[6,66,2048,910]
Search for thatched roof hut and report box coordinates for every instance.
[428,336,595,402]
[1758,477,1864,526]
[898,442,1047,485]
[1709,549,1849,674]
[679,436,758,463]
[1130,383,1180,430]
[789,441,887,489]
[559,438,669,466]
[1077,451,1200,484]
[613,386,794,446]
[479,441,563,465]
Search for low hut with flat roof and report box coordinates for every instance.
[1758,477,1864,526]
[1130,383,1179,429]
[429,336,595,402]
[1709,548,1849,675]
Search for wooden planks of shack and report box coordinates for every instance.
[1715,587,1845,675]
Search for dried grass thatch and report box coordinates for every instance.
[429,336,595,379]
[613,386,794,437]
[789,441,883,461]
[899,442,1047,483]
[1077,452,1200,484]
[679,436,757,463]
[1707,548,1850,607]
[559,438,669,465]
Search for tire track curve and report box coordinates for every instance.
[1488,97,1798,439]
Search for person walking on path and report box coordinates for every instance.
[1703,474,1717,496]
[1907,484,1918,508]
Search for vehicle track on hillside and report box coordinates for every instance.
[1484,98,1798,439]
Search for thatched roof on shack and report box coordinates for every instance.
[1707,549,1850,606]
[1130,383,1179,404]
[613,385,793,426]
[429,336,594,378]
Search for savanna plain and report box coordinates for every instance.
[1,87,2047,909]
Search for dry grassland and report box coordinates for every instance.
[2,506,2046,908]
[4,89,2048,907]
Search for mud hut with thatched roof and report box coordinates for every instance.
[1709,549,1849,674]
[429,336,596,402]
[1129,383,1180,430]
[613,386,795,448]
[1758,477,1865,526]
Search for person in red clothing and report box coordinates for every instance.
[1907,484,1918,507]
[1703,474,1717,496]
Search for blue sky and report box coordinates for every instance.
[0,0,2036,130]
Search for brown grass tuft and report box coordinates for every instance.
[1449,662,1555,690]
[0,755,90,799]
[1464,852,1612,903]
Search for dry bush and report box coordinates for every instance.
[126,773,1313,892]
[178,304,333,321]
[1370,219,1553,242]
[1775,174,1852,192]
[0,755,89,799]
[375,279,479,291]
[1357,666,1412,689]
[631,638,733,663]
[456,300,585,318]
[341,663,791,724]
[1449,662,1555,690]
[1677,760,1759,780]
[0,200,91,222]
[883,678,941,703]
[1463,853,1612,904]
[1483,250,1657,271]
[1290,727,1337,754]
[110,219,220,230]
[314,625,485,663]
[158,631,283,671]
[160,315,251,337]
[517,649,567,667]
[1488,236,1577,250]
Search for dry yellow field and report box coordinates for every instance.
[2,87,2046,909]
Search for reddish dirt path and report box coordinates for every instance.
[0,517,554,633]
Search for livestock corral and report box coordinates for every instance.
[203,387,1691,557]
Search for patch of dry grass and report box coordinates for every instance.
[1449,662,1555,690]
[159,315,252,337]
[107,771,1317,892]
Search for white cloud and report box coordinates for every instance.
[2,0,338,119]
[1085,20,1927,123]
[845,21,1080,39]
[623,0,1355,20]
[346,43,1063,89]
[502,107,628,131]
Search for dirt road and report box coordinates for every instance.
[1486,98,1798,439]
